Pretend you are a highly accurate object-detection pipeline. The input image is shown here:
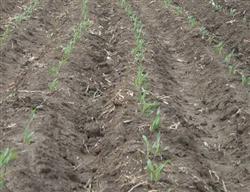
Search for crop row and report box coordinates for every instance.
[118,0,171,184]
[0,0,90,189]
[0,0,40,48]
[164,0,250,86]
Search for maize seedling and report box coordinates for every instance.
[135,65,147,90]
[174,6,183,16]
[146,159,171,182]
[143,133,162,158]
[48,79,59,92]
[187,15,197,28]
[207,34,217,44]
[152,132,161,157]
[23,108,37,144]
[150,109,161,132]
[228,65,237,75]
[209,0,222,12]
[214,42,224,55]
[0,148,16,189]
[164,0,173,8]
[241,75,250,86]
[139,91,159,115]
[224,50,235,65]
[143,135,151,159]
[229,8,237,17]
[200,26,209,39]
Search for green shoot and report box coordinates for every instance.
[214,42,224,55]
[207,34,216,44]
[224,50,235,65]
[200,26,209,39]
[48,64,61,77]
[139,91,159,115]
[152,132,161,157]
[143,135,152,159]
[228,65,237,75]
[174,6,183,16]
[135,65,147,90]
[150,110,161,132]
[48,79,59,92]
[0,148,16,189]
[241,75,250,86]
[23,108,37,144]
[209,0,222,11]
[187,15,197,28]
[23,128,34,145]
[143,133,162,158]
[146,159,170,182]
[164,0,173,8]
[229,8,237,17]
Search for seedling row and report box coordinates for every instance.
[0,0,90,189]
[0,0,40,47]
[119,0,171,184]
[164,0,250,87]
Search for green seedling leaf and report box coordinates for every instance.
[152,132,161,157]
[0,148,16,168]
[224,50,235,65]
[146,159,170,182]
[23,127,34,145]
[175,6,183,15]
[214,42,224,55]
[241,75,249,86]
[228,65,236,75]
[200,26,209,39]
[164,0,173,7]
[48,79,59,92]
[135,65,147,90]
[143,135,151,158]
[150,110,161,132]
[188,15,197,28]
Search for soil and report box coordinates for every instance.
[0,0,250,192]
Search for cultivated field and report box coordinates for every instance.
[0,0,250,191]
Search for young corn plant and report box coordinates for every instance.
[164,0,173,8]
[143,135,152,159]
[146,159,171,182]
[228,65,237,75]
[229,8,237,17]
[200,26,209,39]
[241,75,250,86]
[209,0,223,12]
[214,41,224,55]
[134,65,147,90]
[150,109,161,132]
[174,6,183,16]
[187,15,197,28]
[207,33,217,44]
[224,50,235,65]
[139,91,159,115]
[143,133,162,158]
[152,132,161,157]
[23,108,37,144]
[0,148,16,189]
